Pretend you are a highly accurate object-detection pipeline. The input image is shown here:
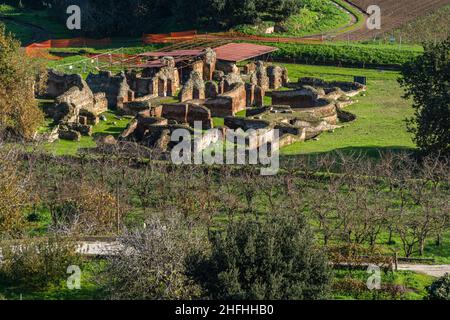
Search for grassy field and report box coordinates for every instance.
[277,64,415,156]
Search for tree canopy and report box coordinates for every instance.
[13,0,305,36]
[399,37,450,157]
[0,23,45,140]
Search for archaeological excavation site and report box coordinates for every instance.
[36,42,366,157]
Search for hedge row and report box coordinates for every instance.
[268,42,422,68]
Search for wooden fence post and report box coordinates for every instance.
[394,252,398,272]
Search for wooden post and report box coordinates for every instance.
[394,252,398,272]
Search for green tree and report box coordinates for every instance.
[188,213,331,300]
[399,37,450,157]
[427,274,450,300]
[0,23,45,140]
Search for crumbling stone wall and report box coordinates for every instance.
[180,71,205,102]
[48,77,107,124]
[298,77,366,97]
[126,71,157,98]
[203,48,217,81]
[216,61,239,74]
[255,61,269,91]
[44,69,85,98]
[161,103,213,129]
[86,71,134,109]
[219,73,243,94]
[245,83,265,108]
[267,65,289,90]
[119,110,213,153]
[271,87,322,108]
[205,81,219,98]
[205,82,247,117]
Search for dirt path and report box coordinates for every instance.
[398,264,450,278]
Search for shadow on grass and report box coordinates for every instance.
[281,145,417,162]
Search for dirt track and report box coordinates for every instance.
[339,0,450,40]
[398,264,450,278]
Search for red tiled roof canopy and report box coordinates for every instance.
[214,43,278,62]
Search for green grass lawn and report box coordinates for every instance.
[44,111,133,156]
[333,269,434,300]
[0,260,104,300]
[279,63,415,157]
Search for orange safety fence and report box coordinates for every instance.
[25,29,324,60]
[169,30,197,37]
[142,30,198,44]
[25,38,112,58]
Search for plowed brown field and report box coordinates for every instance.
[340,0,450,39]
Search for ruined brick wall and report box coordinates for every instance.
[161,103,188,124]
[160,103,213,129]
[51,77,107,124]
[245,83,264,108]
[187,104,213,129]
[205,82,246,117]
[180,71,205,102]
[271,88,320,108]
[149,57,180,97]
[126,72,157,98]
[44,69,85,99]
[86,71,133,109]
[267,66,284,90]
[203,48,217,81]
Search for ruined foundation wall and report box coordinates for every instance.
[205,83,247,117]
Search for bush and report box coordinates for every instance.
[48,181,121,236]
[427,274,450,300]
[0,237,81,290]
[187,213,331,300]
[99,214,205,300]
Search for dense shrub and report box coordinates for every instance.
[0,237,81,290]
[48,181,120,236]
[427,274,450,300]
[99,214,205,300]
[187,213,331,300]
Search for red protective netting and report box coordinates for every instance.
[25,38,112,58]
[142,30,198,43]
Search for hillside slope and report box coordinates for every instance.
[339,0,450,40]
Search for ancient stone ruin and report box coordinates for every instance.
[42,70,108,141]
[39,44,365,153]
